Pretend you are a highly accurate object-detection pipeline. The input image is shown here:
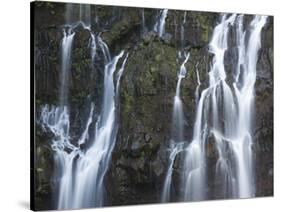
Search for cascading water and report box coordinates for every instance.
[161,142,184,202]
[172,52,190,142]
[207,14,238,199]
[65,4,92,30]
[161,52,190,202]
[181,88,207,201]
[59,29,75,107]
[180,12,187,47]
[161,13,267,203]
[71,50,125,208]
[36,3,269,207]
[116,53,129,97]
[79,4,91,28]
[231,14,268,198]
[181,14,267,200]
[178,15,237,201]
[141,9,147,35]
[154,9,168,37]
[41,49,126,209]
[40,4,129,209]
[195,63,201,105]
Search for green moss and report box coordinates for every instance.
[201,26,210,43]
[102,17,137,46]
[122,90,134,114]
[154,54,161,62]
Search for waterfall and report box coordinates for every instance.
[116,53,129,97]
[79,4,91,28]
[36,3,269,207]
[78,103,94,145]
[179,14,267,201]
[161,52,190,202]
[181,88,207,201]
[172,52,190,142]
[65,4,73,25]
[231,15,268,198]
[41,46,127,210]
[71,50,125,208]
[180,12,187,47]
[59,28,75,107]
[97,36,111,62]
[161,142,185,202]
[208,14,267,199]
[208,14,238,199]
[195,63,201,105]
[90,33,97,64]
[141,9,147,34]
[65,4,91,29]
[154,9,168,37]
[41,50,126,209]
[40,4,129,209]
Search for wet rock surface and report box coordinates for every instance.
[33,2,273,209]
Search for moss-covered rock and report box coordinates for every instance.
[33,1,273,206]
[34,125,55,210]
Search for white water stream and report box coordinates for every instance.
[40,4,129,209]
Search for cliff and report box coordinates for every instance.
[32,2,273,210]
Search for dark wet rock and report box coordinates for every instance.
[34,124,55,210]
[163,33,173,45]
[33,1,273,208]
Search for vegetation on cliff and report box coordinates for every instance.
[33,2,273,210]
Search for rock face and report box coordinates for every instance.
[32,2,273,210]
[254,17,273,196]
